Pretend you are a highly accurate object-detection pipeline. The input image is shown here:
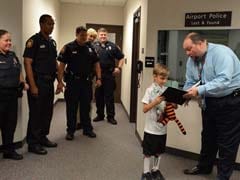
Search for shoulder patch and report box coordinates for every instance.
[26,39,33,48]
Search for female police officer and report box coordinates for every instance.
[0,29,28,160]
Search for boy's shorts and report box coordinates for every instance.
[142,132,167,156]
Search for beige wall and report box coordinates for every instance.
[21,0,61,138]
[125,0,240,162]
[0,0,23,143]
[122,0,148,138]
[59,3,123,48]
[1,0,60,143]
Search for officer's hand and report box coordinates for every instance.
[55,82,65,94]
[23,83,29,91]
[183,98,191,107]
[112,67,121,76]
[30,85,39,97]
[95,79,102,87]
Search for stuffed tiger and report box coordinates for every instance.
[158,102,186,135]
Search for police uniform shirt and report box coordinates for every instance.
[23,32,57,75]
[94,41,124,67]
[57,40,99,76]
[0,51,21,88]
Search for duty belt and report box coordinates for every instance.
[35,73,56,81]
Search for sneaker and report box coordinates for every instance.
[151,170,165,180]
[141,172,152,180]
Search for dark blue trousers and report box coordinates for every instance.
[64,79,93,134]
[95,73,116,119]
[26,77,54,146]
[198,94,240,180]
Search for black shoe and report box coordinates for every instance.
[76,123,83,130]
[141,172,152,180]
[183,166,212,175]
[3,150,23,160]
[40,137,57,148]
[83,131,97,138]
[28,145,47,155]
[65,133,74,140]
[93,116,104,122]
[151,170,165,180]
[107,118,117,125]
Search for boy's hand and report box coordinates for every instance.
[155,96,165,105]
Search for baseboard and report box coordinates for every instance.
[120,100,130,120]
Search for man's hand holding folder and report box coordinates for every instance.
[183,80,201,99]
[161,87,187,105]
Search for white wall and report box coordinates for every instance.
[59,3,123,48]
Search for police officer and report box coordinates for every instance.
[0,29,28,160]
[76,28,98,130]
[93,28,124,125]
[56,26,101,140]
[23,14,58,155]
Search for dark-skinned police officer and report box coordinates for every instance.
[56,26,101,140]
[0,29,28,160]
[23,14,58,155]
[93,28,124,125]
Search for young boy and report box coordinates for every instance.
[141,64,169,180]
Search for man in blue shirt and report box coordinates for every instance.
[182,32,240,180]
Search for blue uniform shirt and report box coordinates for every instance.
[93,41,124,69]
[184,43,240,97]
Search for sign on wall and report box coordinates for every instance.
[185,11,232,27]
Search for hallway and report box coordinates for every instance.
[0,102,239,180]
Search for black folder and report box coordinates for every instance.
[162,87,187,105]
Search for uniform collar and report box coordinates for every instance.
[38,32,52,41]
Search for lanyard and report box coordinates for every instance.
[197,52,206,85]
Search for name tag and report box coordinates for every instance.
[0,61,6,64]
[40,45,46,48]
[72,51,77,54]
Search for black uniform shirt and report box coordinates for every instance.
[57,40,99,76]
[93,41,124,68]
[0,51,21,88]
[23,32,57,75]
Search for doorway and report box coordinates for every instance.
[130,7,141,123]
[86,23,123,103]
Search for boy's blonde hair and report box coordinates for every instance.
[153,63,169,77]
[87,28,97,38]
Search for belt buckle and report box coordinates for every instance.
[233,88,240,97]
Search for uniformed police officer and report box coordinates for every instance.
[0,29,28,160]
[93,28,124,125]
[23,14,58,155]
[56,26,101,140]
[76,28,98,130]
